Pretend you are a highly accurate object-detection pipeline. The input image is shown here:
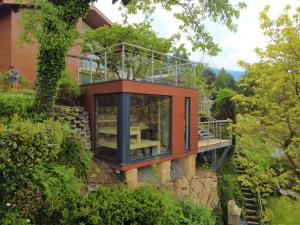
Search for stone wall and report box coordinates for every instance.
[166,170,219,210]
[53,105,91,150]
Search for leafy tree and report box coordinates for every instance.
[211,88,236,120]
[20,0,97,116]
[117,0,246,56]
[215,68,236,90]
[83,23,195,82]
[202,68,216,86]
[235,5,300,179]
[20,0,245,115]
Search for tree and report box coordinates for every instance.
[83,23,191,81]
[215,68,236,90]
[235,5,300,178]
[21,0,245,115]
[20,0,97,115]
[202,68,216,86]
[211,88,236,120]
[117,0,246,56]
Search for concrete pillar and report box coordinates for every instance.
[228,200,241,225]
[178,154,196,177]
[125,168,138,188]
[158,160,171,183]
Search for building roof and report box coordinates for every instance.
[0,0,112,28]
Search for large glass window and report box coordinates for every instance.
[184,97,190,151]
[95,94,118,163]
[130,94,171,161]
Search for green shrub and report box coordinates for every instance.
[0,117,65,186]
[56,70,81,106]
[0,71,31,89]
[55,132,93,178]
[0,90,35,118]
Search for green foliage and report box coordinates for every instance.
[0,71,31,89]
[0,212,32,225]
[211,88,236,120]
[235,5,300,176]
[20,0,96,116]
[215,68,236,90]
[56,132,92,178]
[118,0,246,56]
[0,117,64,183]
[267,195,300,225]
[32,164,82,198]
[56,70,81,106]
[0,90,35,118]
[217,158,242,224]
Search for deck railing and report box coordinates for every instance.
[77,42,198,88]
[199,116,232,145]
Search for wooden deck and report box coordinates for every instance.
[198,139,232,153]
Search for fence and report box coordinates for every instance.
[77,42,198,88]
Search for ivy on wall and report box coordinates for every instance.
[20,0,96,116]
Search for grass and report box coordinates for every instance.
[268,195,300,225]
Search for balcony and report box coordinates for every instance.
[78,42,197,88]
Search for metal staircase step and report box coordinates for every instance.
[246,209,258,216]
[244,198,256,203]
[244,203,256,209]
[241,187,252,193]
[247,215,260,222]
[243,192,254,197]
[247,222,260,225]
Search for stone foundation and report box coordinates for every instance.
[158,160,171,183]
[125,168,138,188]
[177,154,196,177]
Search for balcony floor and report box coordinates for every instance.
[198,139,232,153]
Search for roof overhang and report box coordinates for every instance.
[0,1,113,28]
[83,5,113,28]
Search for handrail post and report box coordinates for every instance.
[104,51,107,81]
[77,57,80,85]
[122,43,125,79]
[89,57,92,84]
[151,52,154,82]
[175,58,178,85]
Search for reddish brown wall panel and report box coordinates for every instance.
[82,80,199,171]
[0,7,11,73]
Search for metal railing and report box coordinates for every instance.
[199,116,232,143]
[78,42,198,88]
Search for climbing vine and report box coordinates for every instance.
[20,0,96,116]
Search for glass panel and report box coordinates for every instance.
[130,94,171,161]
[184,97,190,150]
[95,94,119,163]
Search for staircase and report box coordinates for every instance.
[235,165,261,225]
[199,127,215,140]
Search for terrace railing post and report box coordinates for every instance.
[89,57,92,84]
[104,51,107,81]
[151,52,154,82]
[175,58,178,85]
[122,43,125,79]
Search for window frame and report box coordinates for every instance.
[184,97,191,151]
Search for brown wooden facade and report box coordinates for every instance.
[82,80,198,171]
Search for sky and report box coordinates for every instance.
[95,0,299,71]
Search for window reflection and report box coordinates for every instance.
[95,94,118,163]
[130,94,171,161]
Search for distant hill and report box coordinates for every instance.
[210,67,244,80]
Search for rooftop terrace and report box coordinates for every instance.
[77,42,198,88]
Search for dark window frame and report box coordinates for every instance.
[184,97,191,151]
[129,93,172,163]
[93,92,172,166]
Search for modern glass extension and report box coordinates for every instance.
[94,93,171,165]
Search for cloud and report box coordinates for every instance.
[95,0,300,70]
